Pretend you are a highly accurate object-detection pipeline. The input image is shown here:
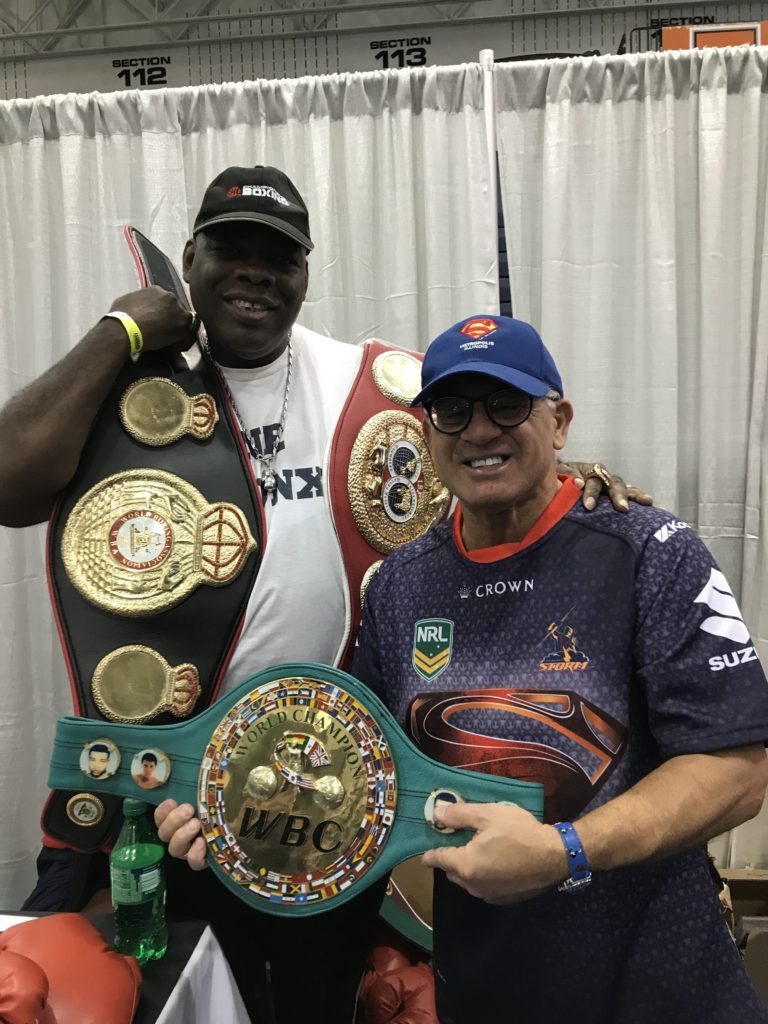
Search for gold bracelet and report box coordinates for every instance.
[102,311,143,361]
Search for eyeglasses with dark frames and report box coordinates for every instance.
[423,387,560,435]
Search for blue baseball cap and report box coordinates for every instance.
[412,315,563,406]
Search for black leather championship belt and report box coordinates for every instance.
[44,229,264,851]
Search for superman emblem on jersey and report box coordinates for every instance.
[412,619,454,681]
[408,689,627,822]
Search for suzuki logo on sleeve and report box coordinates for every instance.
[695,568,760,672]
[695,569,750,644]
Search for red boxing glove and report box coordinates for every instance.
[0,949,56,1024]
[359,946,437,1024]
[0,914,141,1024]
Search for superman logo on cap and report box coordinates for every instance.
[460,318,499,340]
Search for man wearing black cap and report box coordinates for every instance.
[0,165,385,1024]
[0,170,636,1023]
[352,315,768,1024]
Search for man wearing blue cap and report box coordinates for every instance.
[0,156,647,1024]
[352,315,768,1023]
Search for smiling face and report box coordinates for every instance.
[183,223,309,368]
[422,373,572,547]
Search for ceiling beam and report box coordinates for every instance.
[116,0,174,40]
[40,0,97,51]
[173,0,222,42]
[0,0,746,59]
[0,0,485,44]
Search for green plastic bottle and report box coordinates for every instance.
[110,798,168,964]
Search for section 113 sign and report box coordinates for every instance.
[369,36,431,68]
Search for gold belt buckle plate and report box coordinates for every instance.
[61,468,257,616]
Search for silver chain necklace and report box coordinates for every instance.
[199,328,293,493]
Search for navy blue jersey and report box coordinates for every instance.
[352,481,768,1023]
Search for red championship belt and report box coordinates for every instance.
[328,341,451,668]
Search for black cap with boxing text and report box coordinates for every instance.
[193,166,313,251]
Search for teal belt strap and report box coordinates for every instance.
[49,662,543,916]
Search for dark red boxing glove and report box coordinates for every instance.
[359,945,438,1024]
[0,914,140,1024]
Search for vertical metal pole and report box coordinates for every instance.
[479,48,497,232]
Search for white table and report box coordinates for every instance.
[155,925,251,1024]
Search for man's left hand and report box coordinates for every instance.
[421,802,568,904]
[559,460,654,513]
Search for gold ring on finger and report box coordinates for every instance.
[586,463,612,488]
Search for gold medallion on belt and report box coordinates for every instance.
[348,411,450,553]
[371,351,422,406]
[65,792,105,827]
[119,378,218,445]
[62,468,257,616]
[199,676,397,906]
[91,645,201,723]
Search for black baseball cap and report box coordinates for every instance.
[193,165,313,250]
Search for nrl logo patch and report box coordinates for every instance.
[412,618,454,681]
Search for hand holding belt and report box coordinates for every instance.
[48,663,543,917]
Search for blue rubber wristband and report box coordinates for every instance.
[553,820,592,893]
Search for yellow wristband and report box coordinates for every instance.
[103,311,143,361]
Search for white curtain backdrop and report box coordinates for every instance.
[0,46,765,906]
[0,66,497,908]
[496,46,768,866]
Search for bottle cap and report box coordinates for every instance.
[123,798,149,816]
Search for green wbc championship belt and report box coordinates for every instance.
[49,663,543,916]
